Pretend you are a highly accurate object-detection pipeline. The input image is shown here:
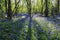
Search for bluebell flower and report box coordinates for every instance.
[48,36,51,40]
[10,34,17,40]
[0,28,5,31]
[0,35,3,39]
[20,19,25,23]
[26,36,30,40]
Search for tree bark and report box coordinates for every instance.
[41,0,43,15]
[57,0,59,13]
[13,0,20,13]
[15,0,17,14]
[45,0,48,17]
[5,0,7,13]
[7,0,12,20]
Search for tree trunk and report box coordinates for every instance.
[12,0,20,13]
[5,0,7,13]
[45,0,48,17]
[7,0,12,20]
[41,0,43,15]
[57,0,59,13]
[15,0,17,15]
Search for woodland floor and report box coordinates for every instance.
[0,13,60,40]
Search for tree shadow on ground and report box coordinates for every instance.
[0,14,29,40]
[0,13,60,40]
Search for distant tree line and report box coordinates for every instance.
[0,0,59,20]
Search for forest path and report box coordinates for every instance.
[13,13,60,32]
[33,14,60,33]
[13,13,60,33]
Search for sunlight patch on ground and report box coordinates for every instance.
[35,17,45,21]
[5,15,7,17]
[21,16,26,18]
[12,16,26,22]
[56,17,60,19]
[35,17,39,20]
[48,22,56,32]
[33,16,57,33]
[12,18,19,22]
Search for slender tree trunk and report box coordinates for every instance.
[51,8,55,18]
[13,0,20,13]
[15,0,17,15]
[7,0,12,20]
[45,0,48,17]
[41,0,43,15]
[57,0,59,13]
[5,0,7,13]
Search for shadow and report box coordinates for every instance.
[0,13,60,40]
[26,15,50,40]
[31,14,60,40]
[0,14,29,40]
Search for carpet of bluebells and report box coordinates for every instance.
[0,14,60,40]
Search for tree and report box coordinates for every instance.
[7,0,12,20]
[45,0,48,17]
[41,0,43,15]
[15,0,17,14]
[13,0,20,13]
[15,0,18,15]
[5,0,7,14]
[57,0,59,13]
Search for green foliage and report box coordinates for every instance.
[0,0,60,40]
[0,20,25,40]
[0,0,59,15]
